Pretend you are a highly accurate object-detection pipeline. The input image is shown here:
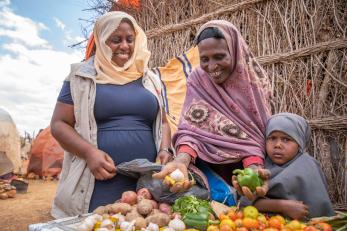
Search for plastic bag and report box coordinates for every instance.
[117,159,209,204]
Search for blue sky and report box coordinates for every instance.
[0,0,99,136]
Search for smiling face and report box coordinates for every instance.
[266,131,300,165]
[106,20,135,67]
[198,38,233,84]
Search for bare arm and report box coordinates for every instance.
[156,109,172,164]
[51,102,94,158]
[254,198,309,220]
[51,102,116,180]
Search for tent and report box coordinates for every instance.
[0,108,21,177]
[27,127,64,177]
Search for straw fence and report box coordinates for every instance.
[93,0,347,209]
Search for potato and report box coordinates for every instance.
[6,189,16,198]
[109,202,132,215]
[93,206,107,215]
[134,217,147,230]
[145,213,171,227]
[121,191,137,205]
[125,207,143,221]
[137,198,154,216]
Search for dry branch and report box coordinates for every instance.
[256,38,347,65]
[308,116,347,131]
[145,0,270,38]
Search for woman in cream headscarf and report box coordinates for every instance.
[50,11,172,218]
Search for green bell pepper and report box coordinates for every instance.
[183,212,219,231]
[233,167,263,192]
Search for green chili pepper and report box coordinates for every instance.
[183,212,219,231]
[233,167,263,192]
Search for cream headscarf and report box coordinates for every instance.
[93,11,151,85]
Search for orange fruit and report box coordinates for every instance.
[219,224,232,231]
[263,228,279,231]
[235,228,248,231]
[273,215,285,225]
[207,225,220,231]
[242,218,260,229]
[315,222,332,231]
[220,219,236,230]
[268,217,283,229]
[234,219,243,228]
[304,226,319,231]
[219,213,230,220]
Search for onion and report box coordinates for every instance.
[158,203,172,215]
[137,188,152,200]
[121,191,138,205]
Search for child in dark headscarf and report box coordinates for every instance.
[253,112,334,219]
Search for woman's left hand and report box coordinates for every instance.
[232,166,270,201]
[156,150,173,164]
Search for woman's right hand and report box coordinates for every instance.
[85,148,117,180]
[152,160,192,193]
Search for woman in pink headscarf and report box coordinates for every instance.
[154,20,272,200]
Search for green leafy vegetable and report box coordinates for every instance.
[172,195,212,217]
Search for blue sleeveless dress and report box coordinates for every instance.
[57,78,158,212]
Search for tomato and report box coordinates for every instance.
[268,217,283,229]
[243,206,259,219]
[236,211,244,219]
[242,218,260,229]
[273,215,285,225]
[258,214,269,226]
[263,228,279,231]
[227,210,238,221]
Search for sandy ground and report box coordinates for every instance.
[0,179,58,231]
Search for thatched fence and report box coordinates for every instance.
[102,0,347,209]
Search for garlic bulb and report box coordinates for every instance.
[169,169,184,182]
[100,218,115,230]
[120,220,135,231]
[147,222,159,231]
[168,217,185,231]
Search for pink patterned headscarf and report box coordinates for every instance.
[173,20,272,164]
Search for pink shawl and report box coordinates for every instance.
[173,20,272,164]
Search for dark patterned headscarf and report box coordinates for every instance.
[173,20,271,164]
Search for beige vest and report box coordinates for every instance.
[51,57,163,218]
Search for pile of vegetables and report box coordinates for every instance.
[77,188,186,231]
[211,205,337,231]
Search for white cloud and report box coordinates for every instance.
[0,0,10,7]
[53,17,66,30]
[0,4,84,136]
[0,7,50,48]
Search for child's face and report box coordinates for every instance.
[266,131,300,165]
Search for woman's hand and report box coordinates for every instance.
[85,148,117,180]
[280,200,309,220]
[156,150,173,164]
[232,166,270,201]
[152,153,193,193]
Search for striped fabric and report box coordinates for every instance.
[153,46,200,134]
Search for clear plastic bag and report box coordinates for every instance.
[117,159,209,204]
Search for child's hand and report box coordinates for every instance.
[281,200,309,220]
[232,166,270,201]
